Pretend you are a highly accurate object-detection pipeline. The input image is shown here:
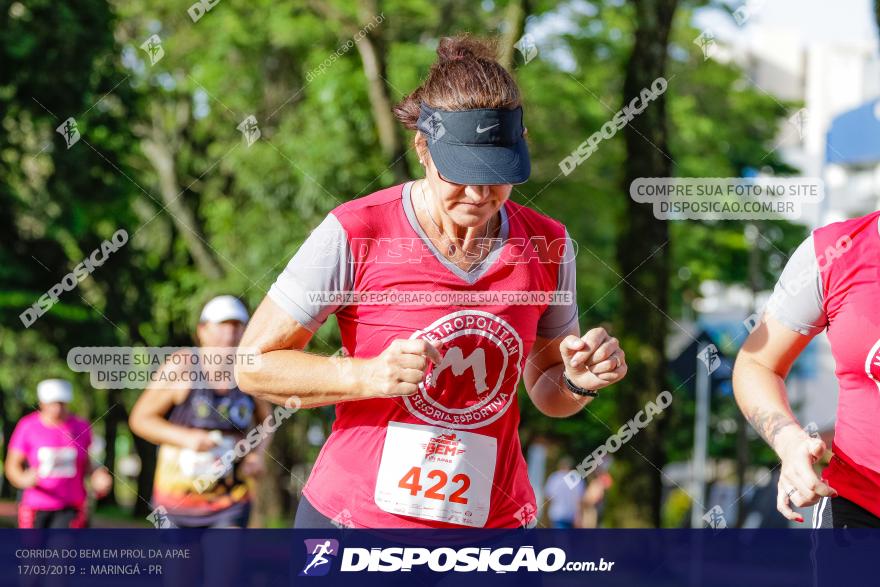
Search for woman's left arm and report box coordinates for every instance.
[523,326,627,418]
[82,430,113,498]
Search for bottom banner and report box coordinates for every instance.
[1,529,878,586]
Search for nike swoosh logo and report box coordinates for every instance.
[476,123,499,133]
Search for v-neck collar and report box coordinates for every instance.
[401,181,509,285]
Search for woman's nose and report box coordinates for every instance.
[466,185,491,201]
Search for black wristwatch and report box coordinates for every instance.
[563,373,599,397]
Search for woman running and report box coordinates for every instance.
[130,295,271,528]
[734,211,880,527]
[237,35,628,529]
[5,379,112,528]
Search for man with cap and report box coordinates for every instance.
[130,295,272,528]
[5,379,113,528]
[236,35,628,529]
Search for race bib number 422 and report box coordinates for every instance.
[374,421,497,527]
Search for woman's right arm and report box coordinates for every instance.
[239,212,440,408]
[4,449,37,490]
[733,234,840,522]
[733,315,837,522]
[235,297,441,409]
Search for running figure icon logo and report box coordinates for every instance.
[300,539,339,577]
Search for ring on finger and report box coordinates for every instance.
[786,487,798,499]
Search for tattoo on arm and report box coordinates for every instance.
[746,408,797,448]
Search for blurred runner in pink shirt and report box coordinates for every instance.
[4,379,112,528]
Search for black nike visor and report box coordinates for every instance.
[416,103,531,185]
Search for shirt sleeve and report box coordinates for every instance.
[267,213,354,332]
[7,418,30,455]
[764,234,827,336]
[536,229,579,338]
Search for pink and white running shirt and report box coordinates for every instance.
[7,412,92,511]
[268,181,578,528]
[767,210,880,518]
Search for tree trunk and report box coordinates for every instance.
[102,400,155,517]
[0,384,27,500]
[132,433,157,518]
[499,0,529,71]
[304,0,409,183]
[97,397,124,508]
[0,385,13,500]
[354,0,410,183]
[140,137,225,279]
[613,0,678,527]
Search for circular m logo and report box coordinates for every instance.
[405,310,523,429]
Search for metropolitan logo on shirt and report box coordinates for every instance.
[406,310,523,430]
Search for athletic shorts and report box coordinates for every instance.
[813,496,880,528]
[294,495,340,529]
[165,502,252,528]
[18,504,88,529]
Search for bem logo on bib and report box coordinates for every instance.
[405,310,523,429]
[422,432,465,461]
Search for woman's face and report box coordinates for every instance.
[196,319,246,347]
[40,402,68,422]
[418,135,512,229]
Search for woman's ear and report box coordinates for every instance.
[414,132,429,165]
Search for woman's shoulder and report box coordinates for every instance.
[325,182,408,239]
[16,411,41,428]
[504,199,568,238]
[813,210,880,245]
[330,183,405,220]
[69,414,92,432]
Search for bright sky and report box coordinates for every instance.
[695,0,879,49]
[527,0,879,72]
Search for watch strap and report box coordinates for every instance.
[563,373,599,397]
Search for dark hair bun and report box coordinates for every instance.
[393,34,519,131]
[436,34,497,63]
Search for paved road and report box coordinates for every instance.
[0,500,148,528]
